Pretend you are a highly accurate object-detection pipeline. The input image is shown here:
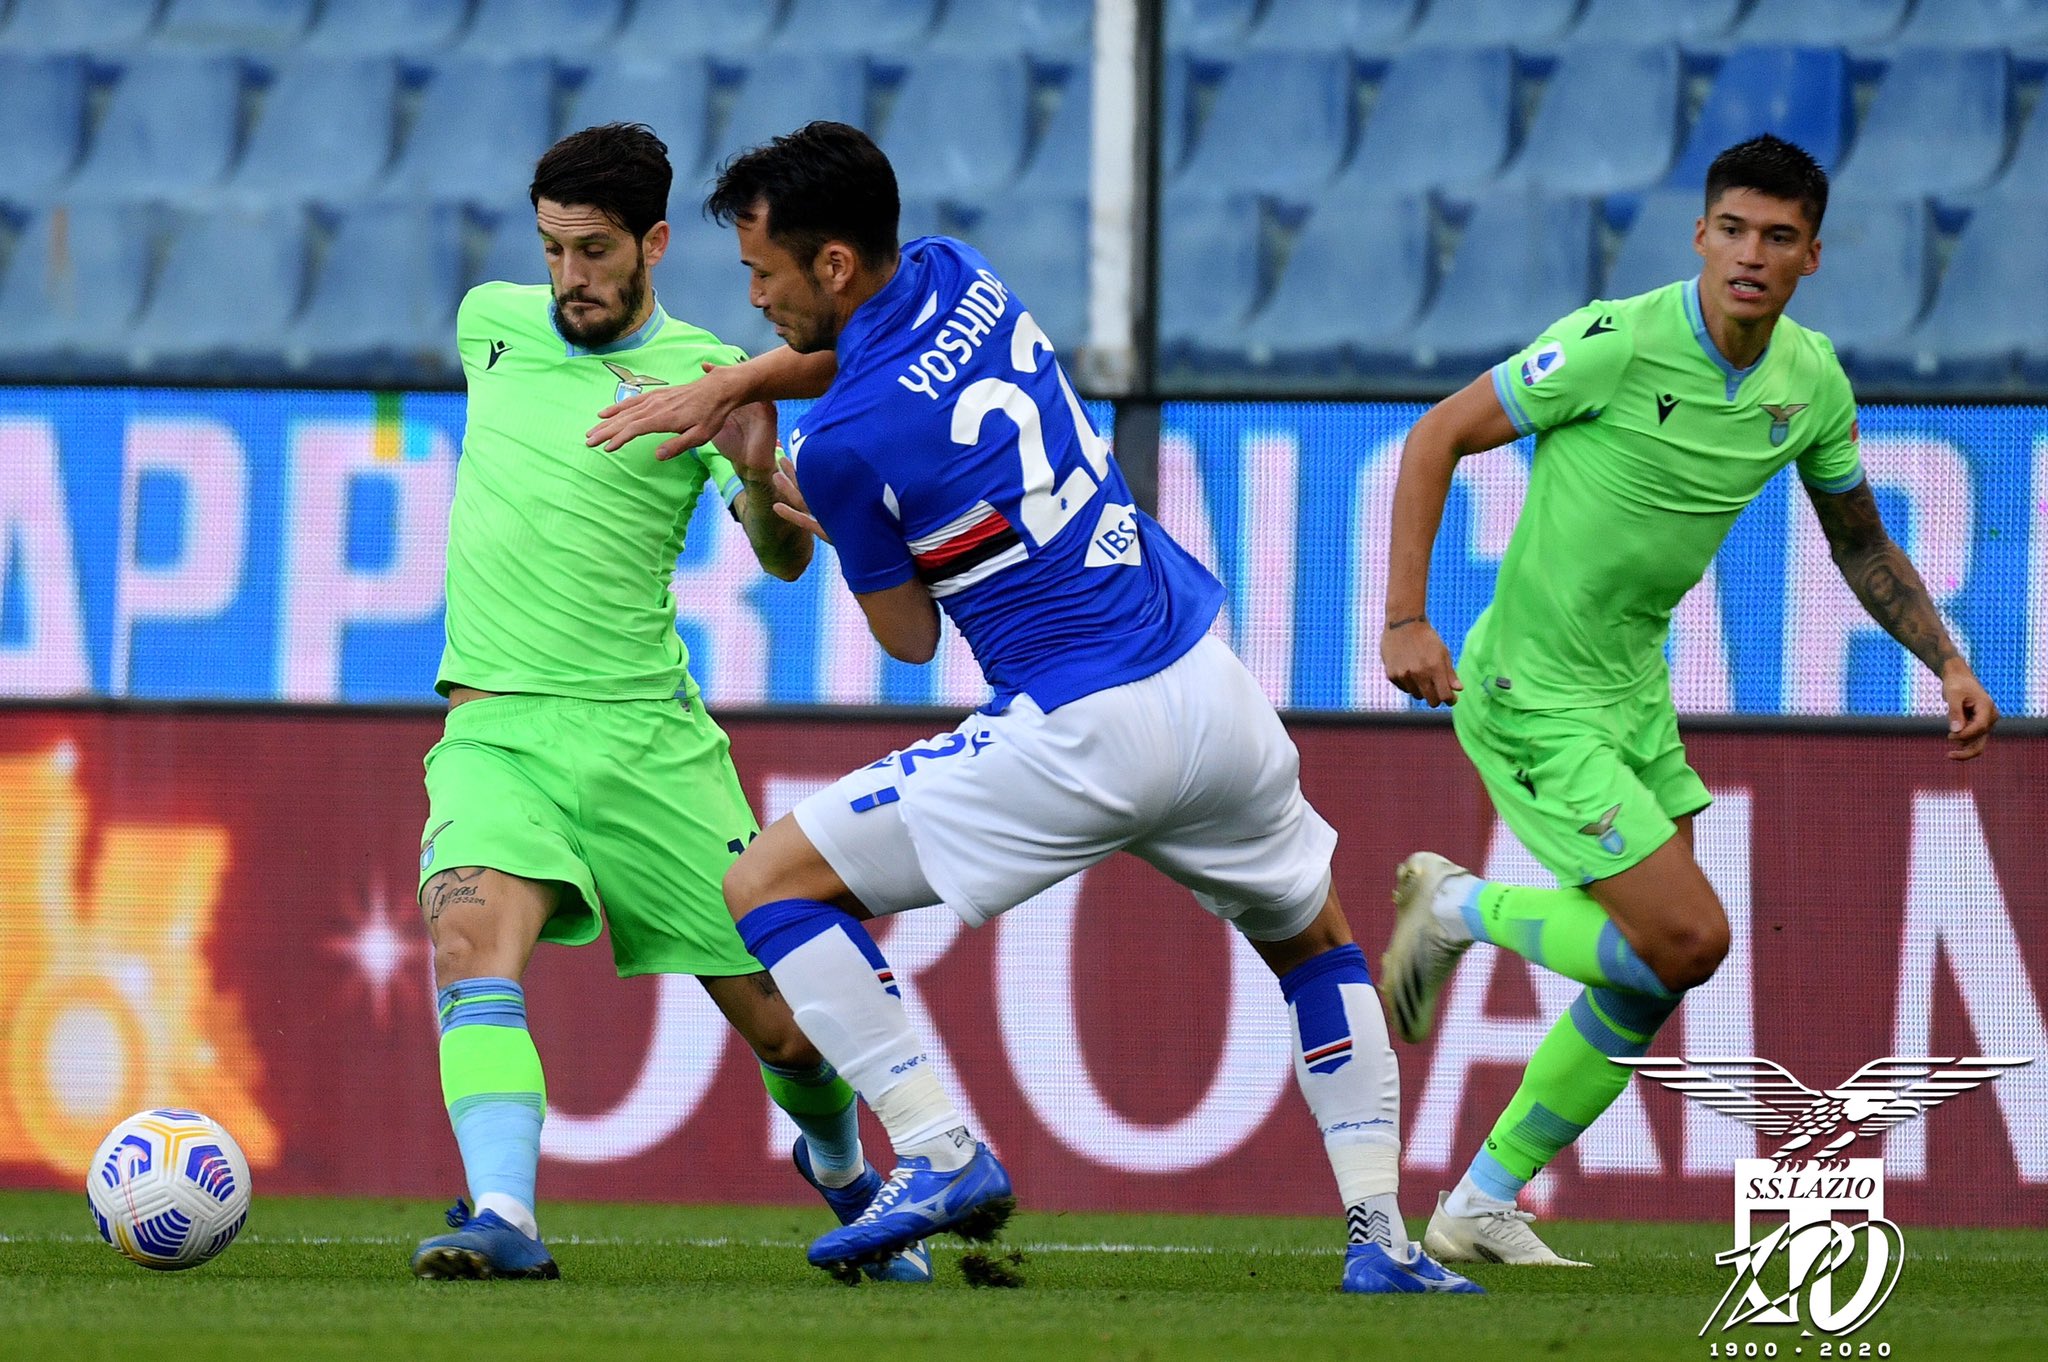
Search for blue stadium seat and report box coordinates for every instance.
[1167,0,1262,51]
[1242,194,1431,376]
[457,0,628,58]
[383,58,556,207]
[1400,191,1598,376]
[952,193,1088,350]
[1604,188,1705,298]
[0,54,87,199]
[475,207,550,288]
[156,0,315,48]
[929,0,1090,56]
[1781,196,1930,358]
[895,196,946,245]
[613,0,784,57]
[1990,84,2048,199]
[1572,0,1744,45]
[1245,0,1416,54]
[69,54,244,202]
[1496,44,1681,196]
[1328,46,1514,197]
[882,55,1032,199]
[1860,198,2048,387]
[654,211,775,357]
[1011,63,1091,197]
[1410,0,1580,47]
[718,55,870,161]
[1834,49,2011,197]
[1172,50,1355,201]
[288,202,464,382]
[128,203,306,380]
[1893,0,2048,45]
[1666,47,1850,189]
[562,58,714,181]
[0,202,155,376]
[299,0,471,54]
[1734,0,1912,45]
[0,0,160,51]
[764,0,940,52]
[229,56,399,202]
[1156,190,1263,373]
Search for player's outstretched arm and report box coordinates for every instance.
[1382,374,1522,707]
[586,346,839,457]
[718,400,812,581]
[1805,479,1998,760]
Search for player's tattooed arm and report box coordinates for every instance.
[1806,479,1998,759]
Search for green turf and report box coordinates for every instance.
[2,1190,2040,1361]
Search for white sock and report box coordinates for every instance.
[1445,1173,1516,1220]
[1284,961,1410,1256]
[475,1192,537,1239]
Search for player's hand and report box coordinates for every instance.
[1382,616,1462,708]
[770,456,830,544]
[587,361,749,459]
[712,399,779,482]
[1940,660,1997,761]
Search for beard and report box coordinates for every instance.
[555,254,649,347]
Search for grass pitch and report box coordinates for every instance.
[3,1190,2042,1361]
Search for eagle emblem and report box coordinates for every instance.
[1760,402,1808,447]
[1578,803,1625,855]
[1616,1055,2031,1170]
[602,360,669,402]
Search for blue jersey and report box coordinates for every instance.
[793,236,1224,711]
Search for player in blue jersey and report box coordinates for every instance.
[591,121,1479,1294]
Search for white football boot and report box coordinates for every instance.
[1422,1191,1592,1268]
[1382,852,1476,1044]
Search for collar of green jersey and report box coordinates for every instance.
[551,294,669,357]
[1682,276,1769,401]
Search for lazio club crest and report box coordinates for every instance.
[1761,402,1808,446]
[603,360,669,404]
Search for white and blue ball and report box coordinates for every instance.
[85,1109,252,1270]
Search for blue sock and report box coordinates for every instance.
[438,977,545,1236]
[762,1058,863,1181]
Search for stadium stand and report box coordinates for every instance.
[0,202,155,377]
[611,0,783,58]
[0,53,88,199]
[456,0,628,57]
[1604,189,1710,302]
[1493,43,1681,197]
[1244,0,1417,54]
[287,201,465,382]
[227,55,400,202]
[156,0,317,50]
[880,54,1034,198]
[381,57,556,207]
[1240,193,1433,377]
[1171,49,1355,199]
[928,0,1091,56]
[127,202,306,378]
[1860,197,2048,390]
[1326,45,1515,197]
[1402,189,1599,378]
[68,53,245,201]
[953,192,1090,350]
[298,0,471,54]
[1155,190,1264,375]
[1167,0,1262,52]
[1409,0,1580,47]
[762,0,940,53]
[1665,45,1851,187]
[1892,0,2048,46]
[1781,195,1932,362]
[1832,48,2013,197]
[1009,61,1091,197]
[563,58,714,182]
[1571,0,1745,46]
[0,0,162,52]
[719,53,872,160]
[1733,0,1913,46]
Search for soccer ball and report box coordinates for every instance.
[85,1109,252,1270]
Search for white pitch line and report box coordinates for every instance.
[0,1230,1336,1257]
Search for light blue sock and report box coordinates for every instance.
[438,976,545,1235]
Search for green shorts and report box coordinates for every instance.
[418,693,762,978]
[1450,662,1712,887]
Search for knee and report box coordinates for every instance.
[1650,916,1730,994]
[723,852,780,922]
[750,1023,823,1071]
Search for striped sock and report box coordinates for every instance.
[438,976,545,1238]
[1457,882,1677,998]
[761,1059,863,1187]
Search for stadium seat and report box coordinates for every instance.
[1604,188,1705,299]
[0,202,155,377]
[611,0,784,57]
[882,55,1033,199]
[1495,44,1681,196]
[0,54,87,199]
[718,55,871,161]
[1245,0,1416,54]
[928,0,1090,56]
[1171,50,1355,201]
[0,0,160,51]
[382,58,557,208]
[655,210,776,357]
[1241,193,1432,376]
[1733,0,1912,46]
[1571,0,1745,46]
[68,54,245,202]
[1892,0,2048,46]
[1990,86,2048,199]
[287,202,464,382]
[1400,190,1599,377]
[228,56,400,202]
[1665,47,1850,189]
[1011,63,1091,197]
[1328,46,1514,197]
[763,0,940,52]
[457,0,628,58]
[562,58,714,181]
[1781,195,1931,357]
[1860,197,2048,387]
[298,0,471,54]
[952,193,1088,351]
[1833,49,2011,197]
[475,208,551,289]
[1409,0,1581,47]
[155,0,315,48]
[128,203,307,380]
[1166,0,1262,51]
[1155,190,1264,374]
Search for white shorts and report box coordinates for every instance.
[793,634,1337,941]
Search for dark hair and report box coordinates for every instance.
[1704,133,1829,232]
[706,120,899,268]
[530,122,671,239]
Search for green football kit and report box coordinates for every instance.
[420,282,761,978]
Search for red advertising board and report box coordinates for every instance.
[0,708,2040,1226]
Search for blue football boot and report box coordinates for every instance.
[793,1136,933,1283]
[410,1199,560,1280]
[1340,1241,1484,1294]
[807,1144,1014,1283]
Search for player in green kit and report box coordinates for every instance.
[409,123,930,1283]
[1377,136,1999,1265]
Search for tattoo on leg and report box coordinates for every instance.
[423,868,489,931]
[749,972,781,1000]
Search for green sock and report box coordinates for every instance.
[761,1061,862,1179]
[1466,883,1675,997]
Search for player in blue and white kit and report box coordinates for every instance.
[642,122,1479,1294]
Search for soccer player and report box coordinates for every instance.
[594,120,1480,1295]
[409,122,929,1284]
[1377,135,1998,1266]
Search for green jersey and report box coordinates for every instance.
[439,282,747,700]
[1469,278,1863,710]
